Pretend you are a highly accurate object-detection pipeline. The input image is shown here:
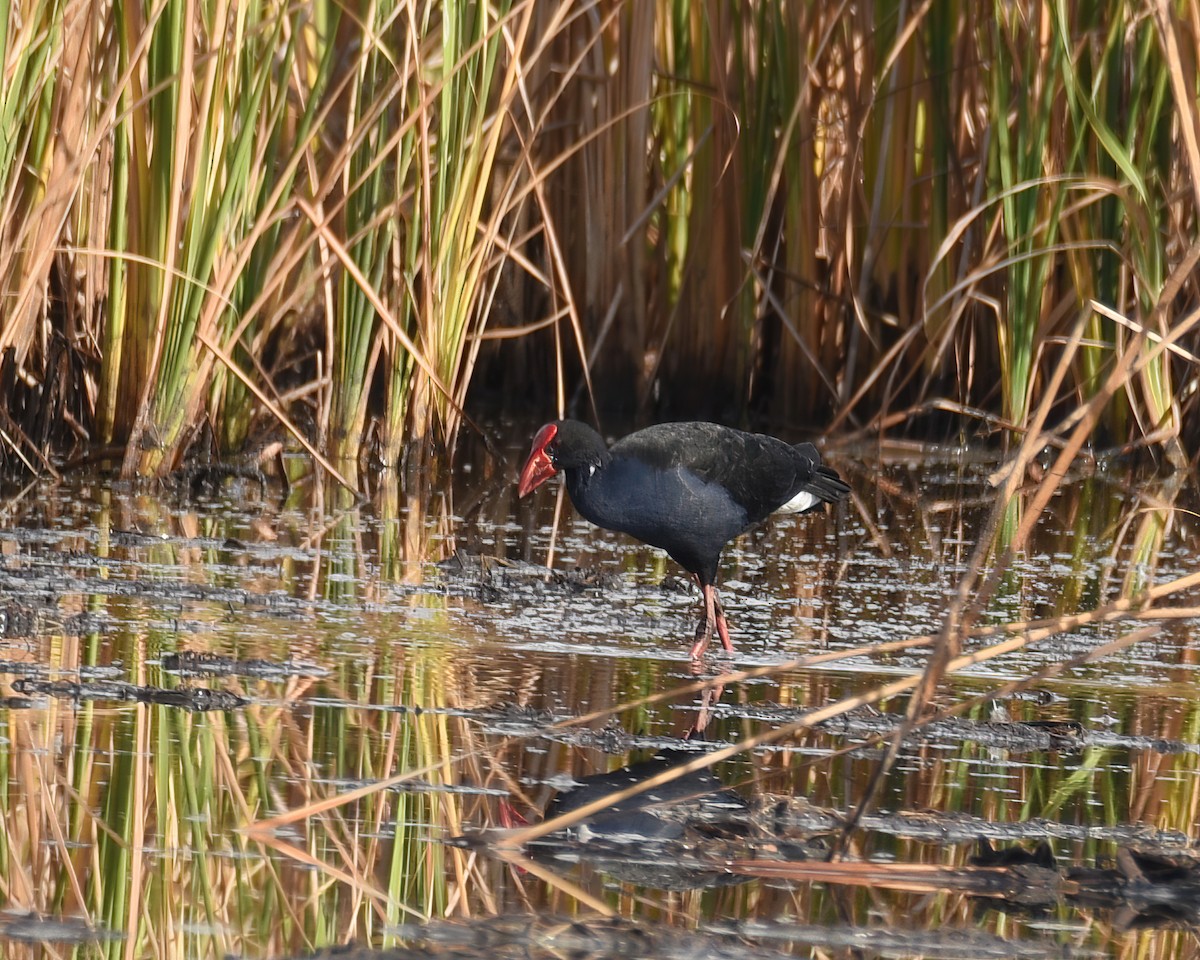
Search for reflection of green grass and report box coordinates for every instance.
[1028,746,1107,822]
[0,459,1197,954]
[1164,703,1200,834]
[82,636,469,953]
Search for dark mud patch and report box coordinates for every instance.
[0,913,120,946]
[0,600,109,640]
[308,914,1073,960]
[0,660,122,679]
[446,698,1200,763]
[436,551,625,603]
[160,650,328,679]
[9,677,248,712]
[469,703,694,751]
[509,827,1200,929]
[738,701,1196,756]
[0,568,313,619]
[0,544,641,645]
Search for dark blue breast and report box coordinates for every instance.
[566,457,749,581]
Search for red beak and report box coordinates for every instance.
[517,423,559,497]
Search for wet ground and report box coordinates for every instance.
[0,436,1198,959]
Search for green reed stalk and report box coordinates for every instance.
[1056,477,1103,613]
[116,0,181,460]
[123,0,301,474]
[385,674,452,916]
[330,0,398,466]
[0,0,63,358]
[653,2,693,308]
[663,3,745,413]
[381,36,421,469]
[920,0,962,361]
[755,1,826,419]
[989,2,1063,431]
[1037,747,1108,821]
[406,0,516,452]
[216,9,320,453]
[101,30,131,447]
[1162,703,1200,834]
[1120,485,1175,596]
[171,710,222,935]
[96,711,138,955]
[1054,2,1178,457]
[62,639,101,912]
[329,0,527,466]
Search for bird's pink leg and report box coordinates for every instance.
[713,592,734,652]
[688,583,715,658]
[689,583,734,658]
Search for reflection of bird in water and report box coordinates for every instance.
[530,749,755,890]
[542,750,749,842]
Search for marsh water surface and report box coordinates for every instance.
[0,436,1197,959]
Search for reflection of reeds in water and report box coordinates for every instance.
[0,442,1197,954]
[0,471,481,953]
[0,622,485,953]
[318,463,451,595]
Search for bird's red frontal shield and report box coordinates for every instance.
[517,423,559,497]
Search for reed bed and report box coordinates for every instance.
[0,1,1198,481]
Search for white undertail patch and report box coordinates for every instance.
[775,489,818,514]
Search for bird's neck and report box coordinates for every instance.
[564,462,601,500]
[568,460,628,526]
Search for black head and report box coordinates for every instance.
[517,420,609,497]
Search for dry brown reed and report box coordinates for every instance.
[1,2,1198,480]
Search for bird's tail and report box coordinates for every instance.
[795,442,851,505]
[806,464,851,504]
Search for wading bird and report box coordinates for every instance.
[518,420,849,657]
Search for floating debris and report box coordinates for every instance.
[437,551,624,603]
[0,913,121,945]
[296,914,1071,960]
[160,650,329,680]
[10,678,248,712]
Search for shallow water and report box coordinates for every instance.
[0,439,1198,959]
